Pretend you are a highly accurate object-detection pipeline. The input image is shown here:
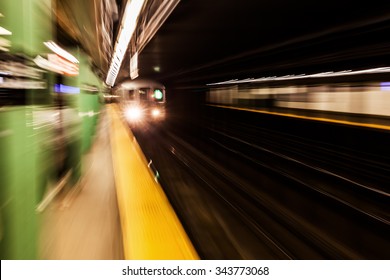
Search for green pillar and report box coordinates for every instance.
[1,0,52,55]
[61,51,83,186]
[77,54,102,153]
[0,0,54,259]
[0,108,38,259]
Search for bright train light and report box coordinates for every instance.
[125,106,143,121]
[151,108,160,117]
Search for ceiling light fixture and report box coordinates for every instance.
[44,41,79,64]
[0,26,12,35]
[106,0,146,87]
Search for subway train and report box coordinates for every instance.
[113,78,166,123]
[207,80,390,117]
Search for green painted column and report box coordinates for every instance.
[61,51,83,186]
[60,47,105,184]
[77,54,103,153]
[0,108,38,259]
[0,0,54,259]
[0,0,52,55]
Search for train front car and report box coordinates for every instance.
[115,79,166,125]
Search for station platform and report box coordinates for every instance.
[38,104,198,260]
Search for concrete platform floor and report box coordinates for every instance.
[38,108,124,260]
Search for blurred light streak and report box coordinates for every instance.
[207,67,390,86]
[33,55,65,74]
[54,84,80,94]
[208,80,390,117]
[0,60,43,79]
[36,171,72,213]
[44,41,79,63]
[0,37,11,51]
[105,0,146,86]
[0,26,12,35]
[380,82,390,91]
[48,54,79,76]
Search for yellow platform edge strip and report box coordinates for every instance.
[107,105,199,260]
[211,104,390,131]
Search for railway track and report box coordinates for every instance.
[131,114,390,259]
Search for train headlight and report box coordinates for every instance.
[125,107,143,121]
[151,108,160,117]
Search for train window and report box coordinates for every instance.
[128,90,135,100]
[139,88,148,100]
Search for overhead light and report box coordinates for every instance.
[130,52,139,79]
[54,84,80,94]
[106,0,146,86]
[48,54,79,76]
[33,55,65,74]
[0,26,12,35]
[44,41,79,64]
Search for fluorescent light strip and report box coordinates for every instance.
[106,0,146,86]
[207,67,390,86]
[33,55,65,74]
[44,41,79,63]
[48,54,79,76]
[0,26,12,35]
[55,84,80,94]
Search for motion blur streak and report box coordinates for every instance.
[130,93,390,259]
[208,81,390,121]
[39,109,123,259]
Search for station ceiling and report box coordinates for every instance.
[57,0,390,88]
